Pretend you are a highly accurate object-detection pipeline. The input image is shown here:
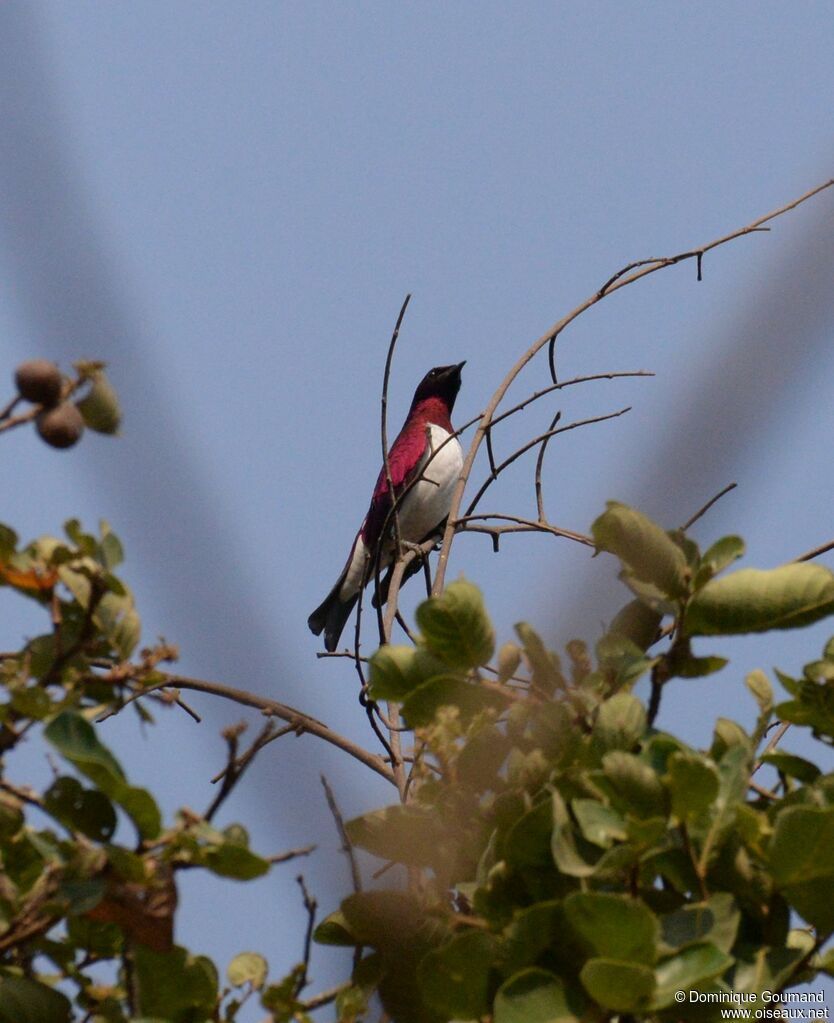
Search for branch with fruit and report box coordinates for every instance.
[1,358,121,447]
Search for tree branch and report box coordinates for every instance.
[98,674,395,786]
[432,177,834,594]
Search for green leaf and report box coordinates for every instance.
[418,930,498,1018]
[0,523,18,560]
[592,693,646,753]
[43,776,117,841]
[99,523,124,570]
[666,752,720,820]
[659,894,740,955]
[651,943,734,1008]
[44,712,161,840]
[501,902,565,975]
[77,370,122,434]
[44,711,124,788]
[579,957,655,1013]
[602,751,668,819]
[514,622,564,694]
[592,502,689,601]
[494,968,583,1023]
[368,645,419,700]
[606,599,662,651]
[134,945,218,1022]
[401,675,504,728]
[694,535,745,589]
[203,843,270,880]
[58,877,107,914]
[415,579,495,668]
[95,590,141,658]
[733,945,806,997]
[313,910,357,946]
[340,891,435,956]
[769,805,834,885]
[710,718,751,761]
[550,790,597,877]
[685,564,834,635]
[118,786,162,841]
[497,642,522,683]
[346,804,448,868]
[770,806,834,932]
[571,800,628,848]
[671,653,728,678]
[564,892,658,965]
[0,975,72,1023]
[761,752,821,783]
[227,952,268,989]
[690,745,749,871]
[745,669,773,712]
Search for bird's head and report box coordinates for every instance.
[410,361,465,413]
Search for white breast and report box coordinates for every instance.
[393,423,463,545]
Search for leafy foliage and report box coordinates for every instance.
[0,517,286,1021]
[317,506,834,1021]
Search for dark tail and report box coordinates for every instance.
[308,578,359,652]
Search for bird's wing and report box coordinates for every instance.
[361,420,429,551]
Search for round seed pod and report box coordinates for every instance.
[36,402,85,449]
[14,359,63,406]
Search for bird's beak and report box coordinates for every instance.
[456,361,466,372]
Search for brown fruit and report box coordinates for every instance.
[15,359,63,406]
[36,402,84,449]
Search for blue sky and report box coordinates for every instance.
[1,2,833,1015]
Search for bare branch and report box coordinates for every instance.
[294,875,318,997]
[0,395,22,422]
[679,482,738,531]
[535,410,562,521]
[752,720,792,775]
[321,775,362,893]
[432,178,834,594]
[464,406,632,518]
[98,674,395,786]
[270,844,317,864]
[373,294,411,636]
[794,538,834,563]
[456,513,593,547]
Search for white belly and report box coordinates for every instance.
[394,423,463,544]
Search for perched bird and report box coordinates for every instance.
[308,362,465,652]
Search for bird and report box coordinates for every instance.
[308,362,466,652]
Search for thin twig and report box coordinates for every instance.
[298,983,352,1012]
[432,177,834,595]
[456,512,593,547]
[752,720,792,775]
[321,775,362,893]
[547,332,558,385]
[464,407,632,517]
[0,405,40,435]
[679,482,737,531]
[295,875,318,996]
[535,410,562,521]
[270,844,316,865]
[210,721,295,784]
[171,695,202,723]
[793,538,834,563]
[394,609,417,644]
[374,294,411,634]
[0,395,21,421]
